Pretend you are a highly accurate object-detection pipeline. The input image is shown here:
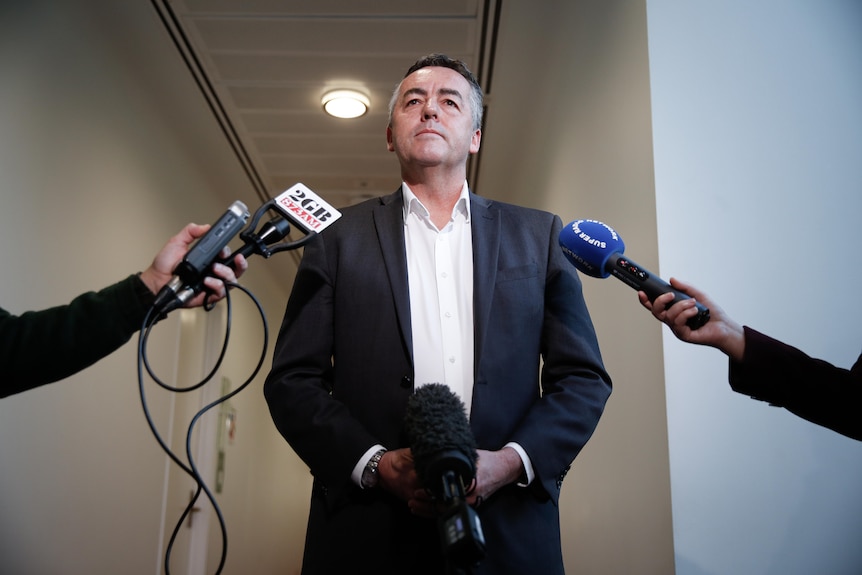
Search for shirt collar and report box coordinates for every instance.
[401,181,471,224]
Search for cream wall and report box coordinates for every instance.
[480,1,675,573]
[1,2,674,573]
[0,2,307,573]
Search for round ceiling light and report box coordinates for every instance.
[321,89,370,119]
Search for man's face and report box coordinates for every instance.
[386,66,481,170]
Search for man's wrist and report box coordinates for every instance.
[503,442,533,486]
[361,448,387,489]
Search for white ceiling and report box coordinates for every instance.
[156,0,502,210]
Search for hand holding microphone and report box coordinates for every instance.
[145,220,249,314]
[559,219,710,329]
[404,383,486,569]
[640,277,746,361]
[153,201,250,314]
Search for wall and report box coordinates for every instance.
[6,1,858,574]
[0,1,308,573]
[480,1,676,573]
[647,1,862,574]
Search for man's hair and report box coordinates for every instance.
[388,53,484,131]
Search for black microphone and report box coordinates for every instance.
[559,219,710,329]
[221,215,292,266]
[154,201,250,314]
[151,183,345,316]
[220,182,345,267]
[404,383,485,569]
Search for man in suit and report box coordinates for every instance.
[264,54,612,574]
[640,277,862,441]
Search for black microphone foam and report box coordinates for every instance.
[405,383,487,568]
[404,383,477,498]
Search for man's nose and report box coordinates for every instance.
[422,101,438,119]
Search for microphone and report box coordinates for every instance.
[154,201,250,314]
[222,215,292,265]
[153,183,345,315]
[219,182,343,268]
[559,219,710,329]
[404,383,485,569]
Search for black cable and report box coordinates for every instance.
[137,282,269,575]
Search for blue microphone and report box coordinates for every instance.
[559,219,709,329]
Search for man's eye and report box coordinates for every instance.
[406,99,420,106]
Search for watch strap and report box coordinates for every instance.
[361,448,387,489]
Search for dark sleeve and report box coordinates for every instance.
[263,226,388,491]
[468,210,612,505]
[728,326,862,441]
[509,215,612,502]
[0,274,155,398]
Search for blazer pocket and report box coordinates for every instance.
[496,262,538,283]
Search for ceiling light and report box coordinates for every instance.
[321,89,370,119]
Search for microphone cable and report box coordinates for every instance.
[133,186,335,573]
[136,282,268,575]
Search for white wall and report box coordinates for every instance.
[0,2,308,573]
[647,1,862,574]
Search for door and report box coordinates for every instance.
[156,305,226,575]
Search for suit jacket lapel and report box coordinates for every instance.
[470,193,499,380]
[373,188,413,362]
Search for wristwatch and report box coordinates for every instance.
[361,448,387,489]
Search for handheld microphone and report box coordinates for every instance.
[153,184,343,315]
[154,201,250,314]
[221,215,292,266]
[404,383,485,569]
[218,183,343,269]
[559,219,710,329]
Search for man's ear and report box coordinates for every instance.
[470,129,482,154]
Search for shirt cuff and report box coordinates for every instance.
[504,441,534,486]
[352,444,386,488]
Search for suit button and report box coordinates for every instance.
[401,375,413,389]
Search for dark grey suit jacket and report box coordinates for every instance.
[265,189,612,574]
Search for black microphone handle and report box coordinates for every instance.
[222,216,293,268]
[605,253,710,330]
[174,201,249,284]
[153,201,249,314]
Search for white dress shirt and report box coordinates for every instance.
[353,183,534,487]
[402,182,475,412]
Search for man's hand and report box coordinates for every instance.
[405,446,524,517]
[377,448,423,504]
[139,223,248,308]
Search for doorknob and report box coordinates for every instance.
[187,490,202,529]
